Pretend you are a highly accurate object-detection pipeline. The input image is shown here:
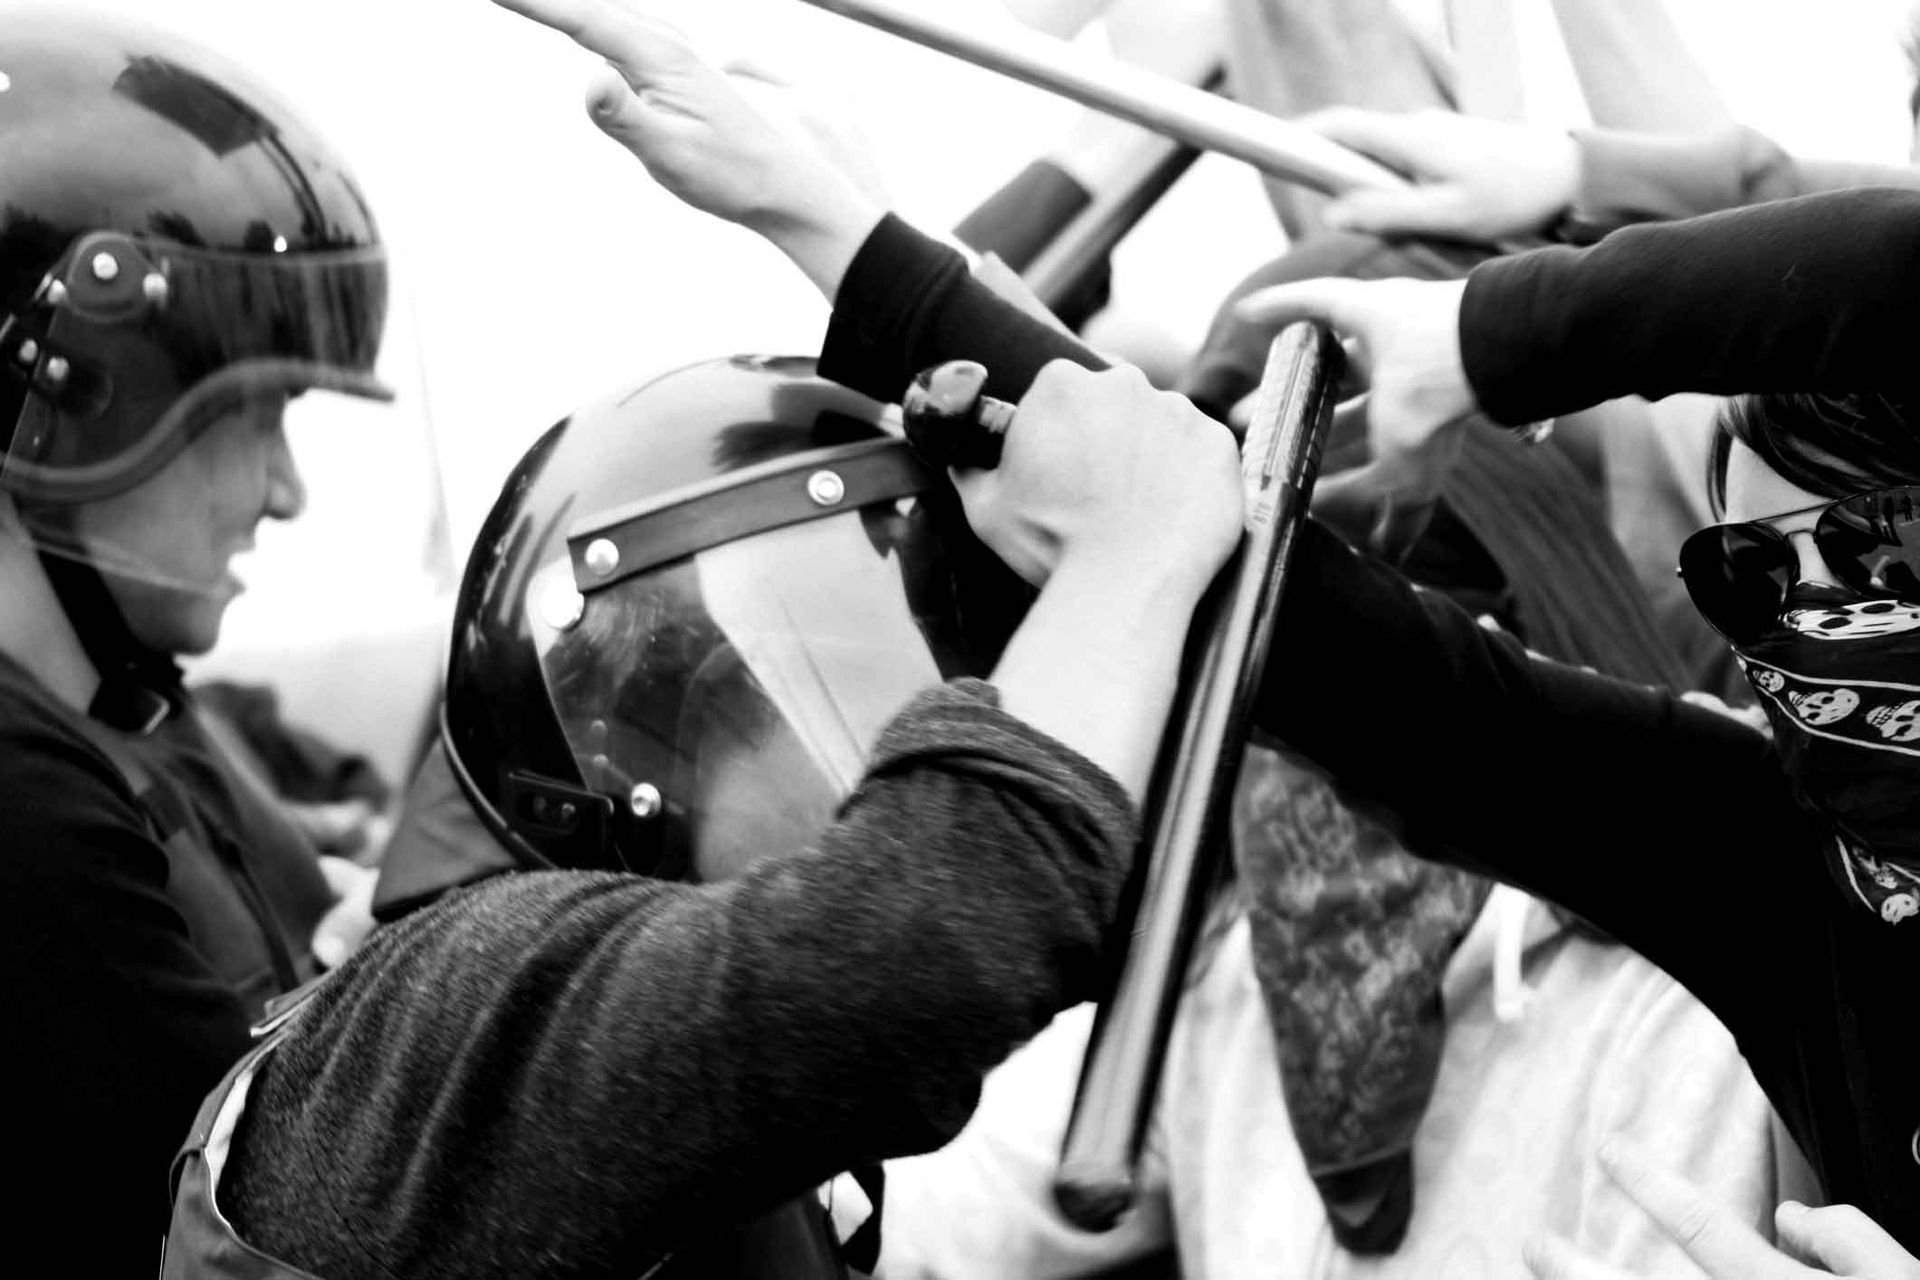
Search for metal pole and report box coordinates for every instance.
[796,0,1406,197]
[1053,322,1343,1229]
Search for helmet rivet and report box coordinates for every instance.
[806,470,846,507]
[44,281,68,308]
[536,576,585,630]
[629,782,663,819]
[15,339,38,366]
[142,273,169,305]
[584,538,620,578]
[90,252,120,283]
[43,356,69,385]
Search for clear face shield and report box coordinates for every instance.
[525,482,1007,883]
[2,231,448,772]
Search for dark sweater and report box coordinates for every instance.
[224,681,1139,1278]
[812,196,1920,1247]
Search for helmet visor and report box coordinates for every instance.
[5,240,389,502]
[528,492,1008,882]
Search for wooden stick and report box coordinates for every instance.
[797,0,1406,196]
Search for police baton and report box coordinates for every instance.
[1053,323,1339,1228]
[902,325,1343,1229]
[794,0,1404,198]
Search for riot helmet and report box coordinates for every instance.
[442,355,1034,881]
[0,7,401,716]
[0,6,389,504]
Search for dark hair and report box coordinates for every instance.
[1708,391,1920,516]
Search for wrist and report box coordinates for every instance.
[1049,535,1222,615]
[746,177,886,300]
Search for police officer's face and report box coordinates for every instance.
[68,390,307,656]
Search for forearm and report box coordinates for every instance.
[1251,520,1806,1019]
[1462,187,1920,425]
[750,179,886,302]
[994,551,1209,802]
[228,684,1142,1277]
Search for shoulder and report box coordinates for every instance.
[0,676,163,896]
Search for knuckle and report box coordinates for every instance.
[1665,1199,1721,1252]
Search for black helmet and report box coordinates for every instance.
[441,355,1034,880]
[0,6,389,505]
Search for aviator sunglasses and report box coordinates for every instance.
[1677,485,1920,646]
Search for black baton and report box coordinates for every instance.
[1053,322,1343,1229]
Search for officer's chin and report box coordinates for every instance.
[127,592,230,659]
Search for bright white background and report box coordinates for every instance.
[70,0,1919,774]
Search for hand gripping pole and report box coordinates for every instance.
[1054,322,1343,1229]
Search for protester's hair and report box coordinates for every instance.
[1709,391,1920,515]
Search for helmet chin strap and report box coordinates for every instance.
[29,510,181,733]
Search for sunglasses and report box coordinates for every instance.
[1677,485,1920,646]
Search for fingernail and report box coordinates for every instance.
[1777,1200,1808,1222]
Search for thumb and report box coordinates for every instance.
[1775,1202,1917,1277]
[1324,186,1470,238]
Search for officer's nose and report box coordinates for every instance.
[264,420,308,522]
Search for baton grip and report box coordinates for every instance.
[902,360,1017,471]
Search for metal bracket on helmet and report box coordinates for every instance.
[566,435,938,593]
[0,252,125,425]
[502,770,618,865]
[56,232,169,325]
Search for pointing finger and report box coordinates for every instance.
[1231,279,1366,334]
[1601,1142,1811,1280]
[494,0,698,88]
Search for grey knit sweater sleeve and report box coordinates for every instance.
[222,680,1139,1280]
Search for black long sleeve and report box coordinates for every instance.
[1462,187,1920,425]
[817,213,1812,1017]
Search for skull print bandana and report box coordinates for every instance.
[1737,599,1920,924]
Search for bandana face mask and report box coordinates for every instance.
[1679,487,1920,924]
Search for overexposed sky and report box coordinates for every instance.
[64,0,1920,765]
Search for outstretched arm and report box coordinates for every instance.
[492,0,884,297]
[1303,107,1920,244]
[1233,187,1920,510]
[807,210,1810,1053]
